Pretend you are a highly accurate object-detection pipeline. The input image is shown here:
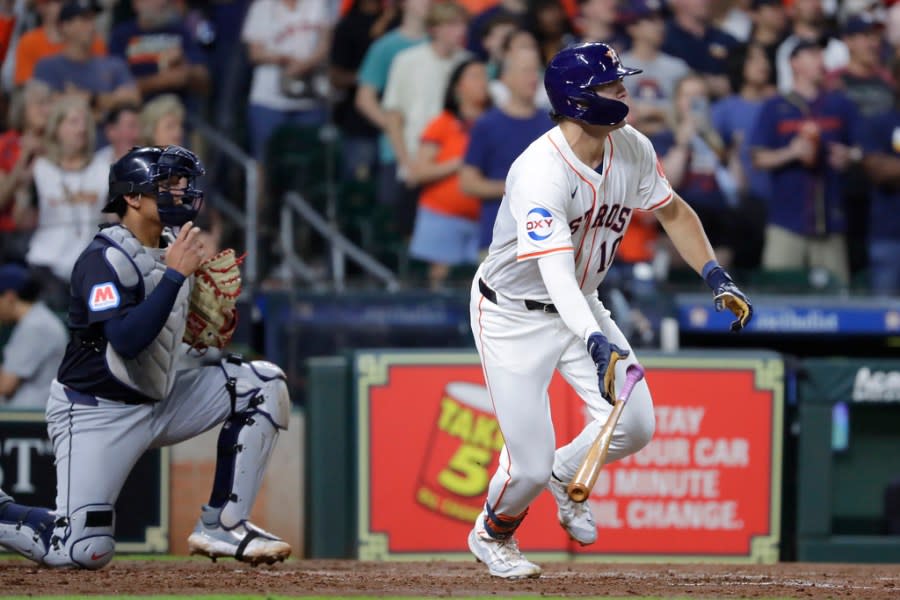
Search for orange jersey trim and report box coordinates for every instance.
[646,192,673,211]
[516,246,574,261]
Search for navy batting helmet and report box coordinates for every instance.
[105,145,205,227]
[544,42,642,126]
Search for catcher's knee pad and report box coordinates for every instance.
[0,496,56,563]
[244,360,290,430]
[42,504,116,570]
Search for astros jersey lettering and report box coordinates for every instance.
[481,125,672,300]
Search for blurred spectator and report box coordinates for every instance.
[139,92,183,146]
[575,0,628,51]
[408,59,489,289]
[524,0,576,67]
[478,12,519,80]
[661,0,740,99]
[651,73,738,266]
[329,0,397,182]
[887,2,900,61]
[0,80,53,262]
[713,0,751,43]
[747,0,787,84]
[355,0,429,211]
[33,1,140,121]
[775,0,848,94]
[460,44,552,251]
[467,0,526,60]
[0,263,68,409]
[857,59,900,294]
[382,0,469,235]
[750,41,860,284]
[108,0,210,108]
[241,0,334,161]
[712,42,776,267]
[488,27,551,109]
[827,14,893,279]
[828,15,893,118]
[620,0,690,136]
[94,102,141,164]
[26,96,108,305]
[13,0,107,88]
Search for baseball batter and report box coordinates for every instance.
[467,42,753,578]
[0,145,291,569]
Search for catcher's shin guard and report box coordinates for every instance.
[210,360,290,529]
[0,491,56,563]
[41,503,116,569]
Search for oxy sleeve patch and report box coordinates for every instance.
[525,207,554,241]
[88,282,121,311]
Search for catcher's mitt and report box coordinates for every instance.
[183,248,244,350]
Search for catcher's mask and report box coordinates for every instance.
[106,145,206,227]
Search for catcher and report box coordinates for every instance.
[0,145,292,569]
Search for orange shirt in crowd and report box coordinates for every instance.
[418,111,481,222]
[618,210,658,264]
[14,28,107,86]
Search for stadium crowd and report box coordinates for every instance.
[1,0,900,406]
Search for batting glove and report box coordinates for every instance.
[704,265,753,332]
[587,332,629,405]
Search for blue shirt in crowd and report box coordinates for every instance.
[108,18,205,103]
[661,19,739,75]
[464,107,554,248]
[33,54,134,95]
[748,90,859,236]
[712,94,771,201]
[855,110,900,241]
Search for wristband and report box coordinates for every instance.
[701,260,719,281]
[703,264,731,291]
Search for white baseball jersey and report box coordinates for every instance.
[480,124,673,301]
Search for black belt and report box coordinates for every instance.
[479,278,557,314]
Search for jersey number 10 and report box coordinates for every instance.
[596,235,624,273]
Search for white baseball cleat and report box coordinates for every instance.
[467,513,541,579]
[547,476,597,545]
[187,505,291,566]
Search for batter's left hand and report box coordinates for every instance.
[705,267,753,332]
[587,332,629,405]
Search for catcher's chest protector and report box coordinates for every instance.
[97,225,193,400]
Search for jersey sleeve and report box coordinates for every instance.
[508,159,575,261]
[70,247,141,325]
[635,132,674,211]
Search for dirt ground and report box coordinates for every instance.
[2,559,899,598]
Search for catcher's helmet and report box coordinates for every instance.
[105,145,205,227]
[544,42,642,126]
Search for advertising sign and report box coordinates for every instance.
[356,352,782,562]
[0,411,169,552]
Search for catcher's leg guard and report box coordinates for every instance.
[209,360,290,528]
[0,490,56,564]
[41,504,116,569]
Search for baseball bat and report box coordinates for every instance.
[567,363,645,503]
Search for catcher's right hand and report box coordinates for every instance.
[165,221,206,276]
[587,332,629,405]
